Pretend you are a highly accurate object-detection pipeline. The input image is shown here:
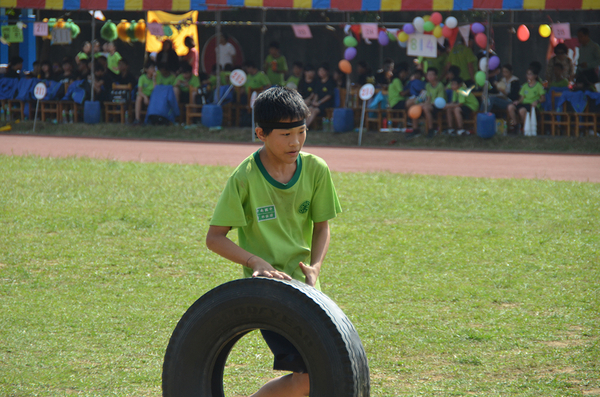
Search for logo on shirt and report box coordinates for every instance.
[257,205,276,222]
[298,201,310,214]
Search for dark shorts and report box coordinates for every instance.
[261,329,307,373]
[460,105,473,118]
[392,100,406,110]
[516,103,532,112]
[179,90,190,104]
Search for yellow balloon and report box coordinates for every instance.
[398,31,409,42]
[539,24,551,38]
[433,26,443,38]
[423,15,431,22]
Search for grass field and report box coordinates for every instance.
[1,155,598,396]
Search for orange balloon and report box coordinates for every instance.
[134,19,146,42]
[117,20,131,42]
[517,25,530,42]
[338,59,352,74]
[408,105,422,119]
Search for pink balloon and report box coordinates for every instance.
[344,47,357,61]
[430,12,443,26]
[475,33,488,48]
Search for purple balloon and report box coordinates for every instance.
[378,31,389,46]
[489,55,501,70]
[344,47,357,61]
[403,23,415,35]
[471,22,485,34]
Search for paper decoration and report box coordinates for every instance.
[147,22,164,37]
[292,24,312,39]
[51,28,71,45]
[361,23,379,40]
[33,22,48,37]
[552,23,571,40]
[1,25,24,43]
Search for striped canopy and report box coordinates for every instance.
[3,0,599,11]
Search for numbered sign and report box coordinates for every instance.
[51,28,72,45]
[407,34,437,58]
[292,24,312,39]
[359,84,375,101]
[1,25,24,43]
[361,23,379,40]
[34,83,47,100]
[229,69,247,87]
[33,22,48,37]
[552,23,571,40]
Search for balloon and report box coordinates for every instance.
[434,97,446,109]
[398,40,407,48]
[479,57,488,72]
[442,26,453,38]
[101,20,118,42]
[127,20,137,41]
[344,35,358,47]
[413,17,425,33]
[163,25,173,36]
[471,22,485,34]
[430,12,443,26]
[475,71,487,87]
[134,20,146,42]
[403,23,415,35]
[433,26,443,38]
[445,16,458,29]
[489,55,500,70]
[475,33,487,48]
[378,31,390,46]
[423,15,431,23]
[344,47,357,61]
[424,21,435,33]
[539,24,551,38]
[117,20,131,42]
[55,18,65,29]
[517,25,530,41]
[398,31,409,42]
[408,105,423,119]
[387,31,397,41]
[338,59,352,74]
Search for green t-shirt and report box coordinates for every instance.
[388,78,405,108]
[452,85,479,111]
[156,70,176,86]
[246,71,271,90]
[448,44,477,82]
[174,74,200,93]
[264,54,288,86]
[107,52,122,75]
[519,81,546,105]
[76,51,89,61]
[210,150,342,286]
[422,53,448,76]
[138,74,154,97]
[286,75,301,87]
[549,78,569,88]
[425,82,445,101]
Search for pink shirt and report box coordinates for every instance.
[185,48,199,76]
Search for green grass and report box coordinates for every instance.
[0,155,598,396]
[5,120,600,154]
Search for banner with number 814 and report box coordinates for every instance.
[406,34,437,58]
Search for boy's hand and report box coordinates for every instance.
[249,257,292,281]
[299,262,319,287]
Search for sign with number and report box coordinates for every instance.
[552,23,571,40]
[33,22,48,37]
[1,25,24,43]
[359,84,375,101]
[407,34,437,58]
[292,24,312,39]
[51,28,72,45]
[148,23,164,37]
[229,69,247,87]
[34,83,47,100]
[361,23,379,40]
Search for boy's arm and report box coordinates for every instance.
[299,220,330,287]
[206,225,292,281]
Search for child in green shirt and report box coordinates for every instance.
[548,63,569,88]
[444,77,479,136]
[263,41,288,86]
[421,67,446,137]
[206,86,341,397]
[285,61,304,88]
[156,63,177,86]
[507,68,546,134]
[106,42,122,75]
[134,61,156,124]
[242,60,271,96]
[173,62,200,104]
[388,64,409,110]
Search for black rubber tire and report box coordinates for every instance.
[162,277,370,397]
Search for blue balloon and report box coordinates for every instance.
[434,97,446,109]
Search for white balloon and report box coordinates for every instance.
[413,17,425,33]
[479,57,488,72]
[445,16,458,29]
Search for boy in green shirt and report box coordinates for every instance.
[548,63,569,88]
[421,67,446,138]
[388,64,409,110]
[106,42,122,75]
[507,67,545,134]
[173,62,200,105]
[134,61,156,124]
[444,77,479,136]
[285,61,304,88]
[243,60,271,95]
[206,86,341,397]
[263,41,288,86]
[156,63,177,86]
[447,38,477,85]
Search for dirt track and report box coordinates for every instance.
[1,135,599,183]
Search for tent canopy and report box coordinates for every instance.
[3,0,599,11]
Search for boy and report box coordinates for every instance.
[286,61,304,88]
[548,63,569,88]
[263,41,288,86]
[297,64,317,105]
[404,69,426,109]
[173,62,200,105]
[421,67,446,138]
[306,63,335,128]
[106,41,122,75]
[206,86,341,397]
[507,68,545,134]
[444,77,479,136]
[134,61,156,124]
[156,62,176,86]
[388,64,409,110]
[243,60,271,95]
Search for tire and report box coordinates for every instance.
[162,277,370,397]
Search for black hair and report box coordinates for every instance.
[502,63,513,72]
[304,63,315,72]
[180,61,192,73]
[96,55,107,62]
[427,67,438,75]
[357,60,368,69]
[292,61,303,69]
[157,62,168,71]
[61,57,74,66]
[529,61,542,76]
[269,41,280,49]
[242,60,257,69]
[118,58,129,66]
[553,63,564,70]
[79,59,90,66]
[554,43,568,54]
[94,60,105,72]
[527,67,539,77]
[412,69,424,78]
[383,58,393,66]
[223,63,234,72]
[578,27,589,36]
[10,56,24,65]
[451,77,463,85]
[319,62,330,72]
[221,32,229,41]
[448,65,461,77]
[254,86,310,136]
[184,36,195,48]
[396,62,409,72]
[144,60,156,69]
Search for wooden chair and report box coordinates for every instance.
[59,101,82,123]
[104,84,132,124]
[541,91,570,136]
[387,108,408,131]
[185,90,202,125]
[573,99,598,137]
[40,100,61,122]
[7,99,32,121]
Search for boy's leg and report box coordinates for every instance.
[518,107,528,128]
[250,372,310,397]
[507,104,517,129]
[135,95,142,121]
[445,107,454,129]
[454,107,464,129]
[423,103,433,130]
[173,86,181,106]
